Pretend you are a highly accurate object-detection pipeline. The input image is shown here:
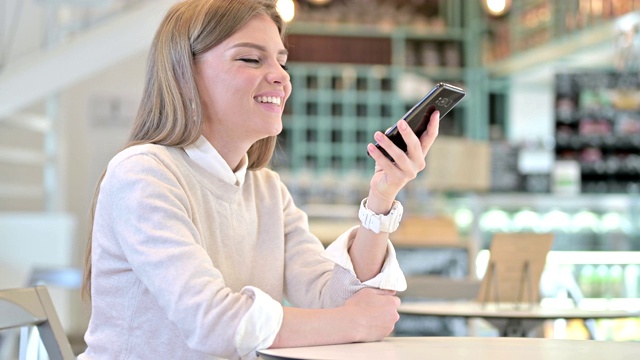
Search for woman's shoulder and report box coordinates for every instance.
[109,143,171,165]
[248,166,282,184]
[246,167,295,201]
[105,144,181,176]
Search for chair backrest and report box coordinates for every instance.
[476,232,554,304]
[0,286,75,360]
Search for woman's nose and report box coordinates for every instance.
[267,64,290,84]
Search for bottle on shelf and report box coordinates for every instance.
[624,264,639,298]
[609,265,624,299]
[579,264,596,298]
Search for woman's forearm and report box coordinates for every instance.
[348,192,395,281]
[270,288,400,349]
[349,227,389,281]
[270,307,357,348]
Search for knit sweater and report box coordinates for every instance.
[79,144,403,360]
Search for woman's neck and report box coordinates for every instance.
[201,130,249,172]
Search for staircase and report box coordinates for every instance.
[0,0,177,211]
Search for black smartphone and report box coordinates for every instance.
[371,82,466,162]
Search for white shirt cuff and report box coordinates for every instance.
[234,286,283,358]
[323,226,407,291]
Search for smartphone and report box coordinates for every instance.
[371,82,466,162]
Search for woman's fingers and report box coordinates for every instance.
[371,110,440,165]
[419,110,441,154]
[368,131,403,166]
[366,110,442,198]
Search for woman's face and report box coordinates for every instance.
[195,14,291,153]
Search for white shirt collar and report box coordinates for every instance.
[183,135,248,186]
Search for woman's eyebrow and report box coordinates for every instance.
[230,42,288,56]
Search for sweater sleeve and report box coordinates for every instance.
[99,152,280,358]
[234,286,283,357]
[278,180,367,308]
[323,226,407,291]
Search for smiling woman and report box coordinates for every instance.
[193,14,291,169]
[78,0,442,359]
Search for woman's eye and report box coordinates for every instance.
[238,58,260,64]
[280,64,289,71]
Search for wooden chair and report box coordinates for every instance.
[0,286,75,360]
[476,233,554,305]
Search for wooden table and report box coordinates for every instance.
[257,336,640,360]
[398,301,640,337]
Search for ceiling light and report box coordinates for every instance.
[276,0,295,23]
[482,0,512,17]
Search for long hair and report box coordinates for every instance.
[82,0,286,299]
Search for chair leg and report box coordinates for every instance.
[35,286,76,360]
[583,319,599,340]
[19,326,29,360]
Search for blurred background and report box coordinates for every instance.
[1,0,640,354]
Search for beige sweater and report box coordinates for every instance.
[79,144,373,360]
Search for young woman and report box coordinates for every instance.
[79,0,440,359]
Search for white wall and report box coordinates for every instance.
[0,50,149,335]
[61,50,148,252]
[57,50,148,332]
[1,0,159,338]
[0,213,77,331]
[1,0,46,64]
[507,67,556,144]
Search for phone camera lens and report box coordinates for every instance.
[436,98,452,107]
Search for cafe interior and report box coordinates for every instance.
[1,0,639,358]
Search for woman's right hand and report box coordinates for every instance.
[271,288,400,348]
[342,288,401,342]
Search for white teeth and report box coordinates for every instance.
[256,96,281,106]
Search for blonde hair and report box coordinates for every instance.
[82,0,286,299]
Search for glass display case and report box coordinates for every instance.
[439,192,640,340]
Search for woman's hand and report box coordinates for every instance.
[348,110,440,283]
[342,288,400,342]
[365,110,440,208]
[271,288,400,348]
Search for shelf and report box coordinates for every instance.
[487,19,616,77]
[484,2,639,76]
[288,21,464,41]
[403,66,465,80]
[546,251,640,265]
[279,63,469,173]
[554,71,640,194]
[446,192,640,211]
[439,192,640,255]
[556,134,640,152]
[273,3,490,175]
